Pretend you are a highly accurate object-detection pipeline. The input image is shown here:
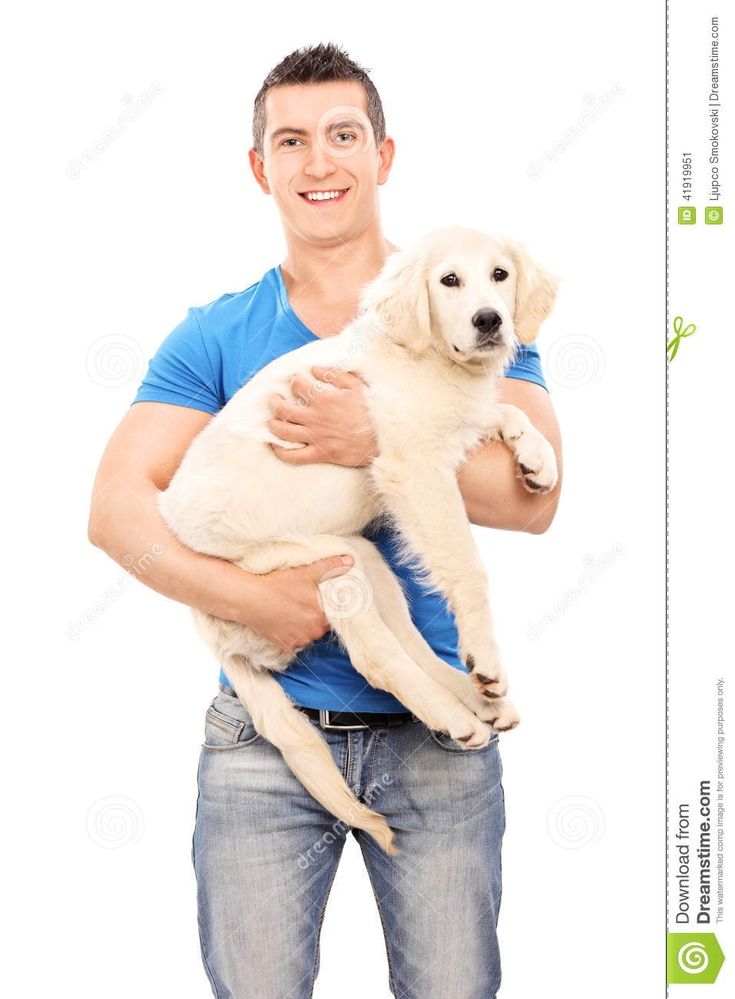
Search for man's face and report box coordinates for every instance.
[251,81,394,247]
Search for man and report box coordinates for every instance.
[88,42,562,999]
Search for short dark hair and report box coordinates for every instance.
[252,42,386,158]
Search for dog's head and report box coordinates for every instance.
[359,226,558,373]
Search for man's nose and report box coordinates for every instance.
[304,142,337,176]
[472,309,503,347]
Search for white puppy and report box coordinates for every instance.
[159,226,558,855]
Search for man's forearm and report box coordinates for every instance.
[88,481,261,624]
[457,436,562,533]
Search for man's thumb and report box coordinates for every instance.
[312,554,355,581]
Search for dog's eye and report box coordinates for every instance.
[440,273,460,287]
[492,268,509,282]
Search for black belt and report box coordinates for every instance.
[296,706,415,732]
[219,683,414,732]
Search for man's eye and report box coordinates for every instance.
[440,273,460,287]
[281,138,302,148]
[334,132,356,143]
[492,268,509,282]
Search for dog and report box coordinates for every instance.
[158,226,558,855]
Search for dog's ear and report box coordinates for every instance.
[506,241,559,345]
[358,244,433,355]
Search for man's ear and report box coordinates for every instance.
[358,244,432,355]
[248,148,271,195]
[506,241,559,345]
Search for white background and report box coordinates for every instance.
[3,1,665,996]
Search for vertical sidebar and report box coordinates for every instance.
[668,3,732,993]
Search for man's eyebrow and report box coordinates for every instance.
[269,126,310,143]
[330,118,365,131]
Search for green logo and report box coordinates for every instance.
[667,933,725,984]
[678,206,696,224]
[667,316,697,362]
[705,206,723,225]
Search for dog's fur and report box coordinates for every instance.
[159,226,558,855]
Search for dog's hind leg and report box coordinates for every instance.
[302,537,495,748]
[232,533,493,747]
[346,538,520,733]
[367,460,508,700]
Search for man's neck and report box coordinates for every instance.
[280,229,398,305]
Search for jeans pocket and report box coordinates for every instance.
[202,692,263,750]
[427,727,499,754]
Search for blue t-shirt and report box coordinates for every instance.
[131,264,548,711]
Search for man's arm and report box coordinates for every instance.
[457,377,563,534]
[87,401,355,652]
[88,402,242,616]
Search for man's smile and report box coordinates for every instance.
[298,188,350,204]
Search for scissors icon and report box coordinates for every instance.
[667,316,697,362]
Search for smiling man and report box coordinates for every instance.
[88,41,562,999]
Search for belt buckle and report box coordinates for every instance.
[319,708,369,732]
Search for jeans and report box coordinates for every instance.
[192,685,506,999]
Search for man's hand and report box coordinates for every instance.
[238,555,355,654]
[267,365,379,467]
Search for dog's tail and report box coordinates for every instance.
[223,656,399,855]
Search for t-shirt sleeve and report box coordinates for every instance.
[504,341,548,393]
[130,307,223,414]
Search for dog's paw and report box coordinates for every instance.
[516,435,558,494]
[464,651,508,699]
[470,669,508,699]
[452,717,494,750]
[435,700,495,750]
[488,698,521,732]
[447,670,508,723]
[454,686,520,733]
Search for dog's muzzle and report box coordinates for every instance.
[472,308,504,348]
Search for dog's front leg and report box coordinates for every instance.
[368,457,506,698]
[483,402,558,494]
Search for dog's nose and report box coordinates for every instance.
[472,309,503,347]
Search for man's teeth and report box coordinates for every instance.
[304,190,345,201]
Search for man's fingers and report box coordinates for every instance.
[310,554,355,581]
[270,443,323,464]
[288,373,321,404]
[311,365,367,390]
[268,392,309,423]
[267,419,312,444]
